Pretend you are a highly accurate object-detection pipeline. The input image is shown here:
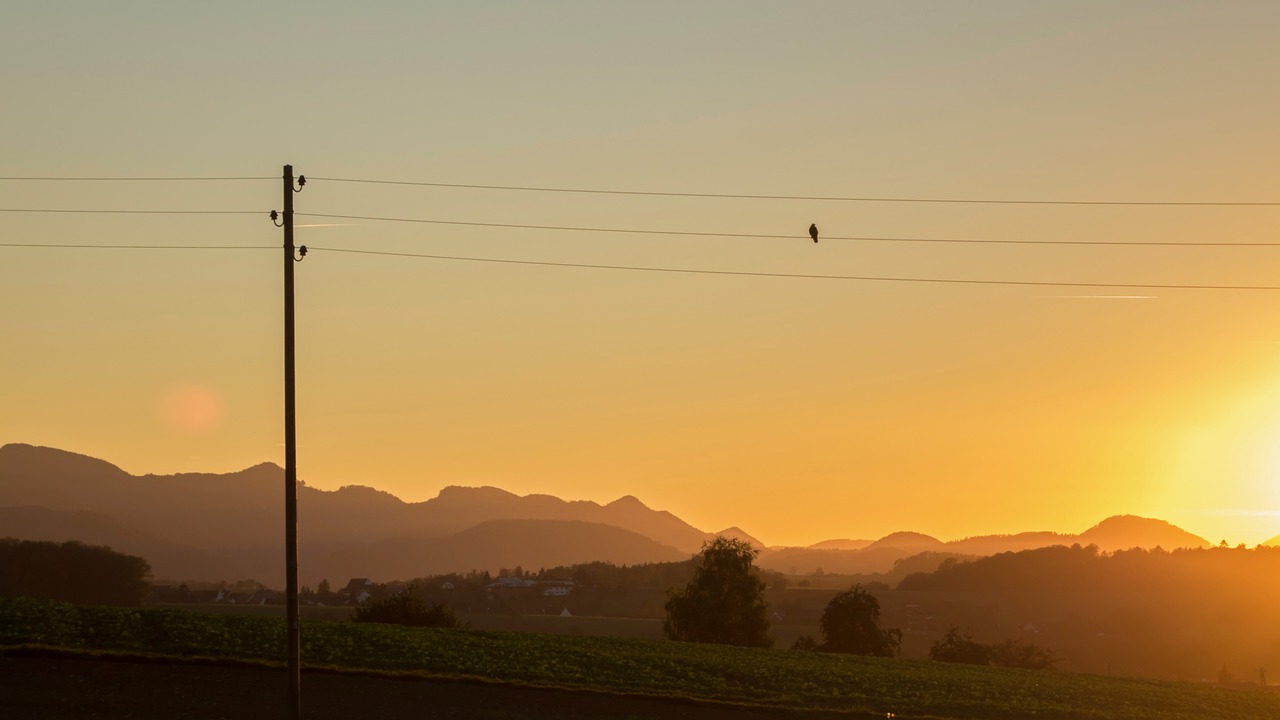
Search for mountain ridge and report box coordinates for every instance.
[0,443,1223,584]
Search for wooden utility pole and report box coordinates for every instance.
[282,164,301,720]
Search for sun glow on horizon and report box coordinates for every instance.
[1144,370,1280,547]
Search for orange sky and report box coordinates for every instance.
[4,3,1280,547]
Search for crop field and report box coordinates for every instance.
[148,602,824,646]
[4,596,1279,720]
[146,602,356,621]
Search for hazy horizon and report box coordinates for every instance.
[5,3,1280,550]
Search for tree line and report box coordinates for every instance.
[0,538,151,607]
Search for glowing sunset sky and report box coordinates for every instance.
[4,3,1280,547]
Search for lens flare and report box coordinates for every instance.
[159,385,224,432]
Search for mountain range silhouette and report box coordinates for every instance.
[0,443,1224,585]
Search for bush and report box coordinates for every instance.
[352,588,465,628]
[930,626,1059,670]
[988,638,1061,670]
[791,634,820,651]
[929,626,990,665]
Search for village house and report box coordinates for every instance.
[341,578,374,605]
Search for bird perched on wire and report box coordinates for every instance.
[809,223,819,243]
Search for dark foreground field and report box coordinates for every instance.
[7,598,1280,720]
[1,651,854,720]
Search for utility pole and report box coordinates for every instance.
[282,164,302,720]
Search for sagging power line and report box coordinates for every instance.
[305,246,1280,291]
[308,175,1280,207]
[0,243,273,250]
[0,176,275,182]
[0,208,265,215]
[10,240,1276,290]
[297,212,1280,247]
[2,174,1275,206]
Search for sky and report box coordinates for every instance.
[4,2,1280,547]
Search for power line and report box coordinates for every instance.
[0,243,274,250]
[0,176,275,182]
[297,212,1280,247]
[0,208,265,215]
[0,173,1272,205]
[308,176,1280,207]
[5,210,1269,246]
[306,246,1280,291]
[10,239,1275,288]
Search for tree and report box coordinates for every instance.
[819,585,901,657]
[663,537,771,647]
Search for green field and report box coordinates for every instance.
[146,602,822,646]
[6,596,1279,720]
[146,602,356,621]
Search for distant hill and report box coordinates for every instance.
[949,531,1072,556]
[863,531,947,553]
[758,531,953,577]
[714,526,766,549]
[0,506,240,581]
[316,519,687,582]
[757,519,1211,576]
[411,486,712,553]
[1077,515,1210,551]
[807,538,874,551]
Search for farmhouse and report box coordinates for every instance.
[542,582,573,597]
[341,578,375,605]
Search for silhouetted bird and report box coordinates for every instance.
[809,223,819,243]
